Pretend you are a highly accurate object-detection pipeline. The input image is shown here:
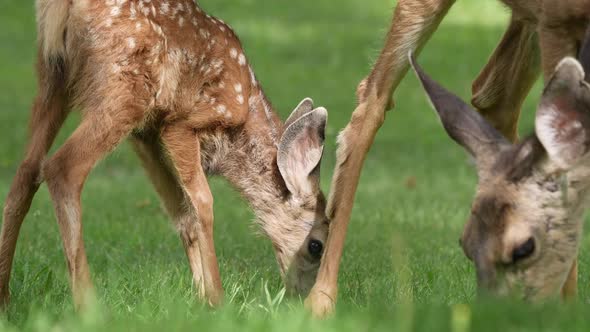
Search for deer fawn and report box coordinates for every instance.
[409,31,590,300]
[306,0,590,316]
[0,0,329,308]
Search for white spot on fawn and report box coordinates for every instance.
[136,22,142,30]
[199,29,209,39]
[234,83,242,93]
[126,37,136,49]
[238,53,246,66]
[237,94,244,104]
[216,104,227,114]
[110,5,121,16]
[230,48,238,59]
[178,16,185,27]
[160,2,170,14]
[212,59,223,73]
[249,67,257,86]
[130,2,137,19]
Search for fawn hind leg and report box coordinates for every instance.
[42,102,145,309]
[471,17,541,142]
[0,57,69,307]
[131,136,206,299]
[160,124,223,307]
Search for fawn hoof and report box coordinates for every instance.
[207,294,224,308]
[304,288,336,318]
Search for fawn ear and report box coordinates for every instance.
[409,53,508,164]
[278,106,327,197]
[535,57,590,170]
[284,98,314,129]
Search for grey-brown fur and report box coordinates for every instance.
[411,45,590,300]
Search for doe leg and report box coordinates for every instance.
[471,17,541,142]
[305,0,457,317]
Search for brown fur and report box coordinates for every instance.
[1,0,329,309]
[307,0,589,317]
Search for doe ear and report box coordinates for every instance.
[278,105,327,197]
[409,52,508,164]
[535,57,590,170]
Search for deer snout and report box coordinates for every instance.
[501,223,539,265]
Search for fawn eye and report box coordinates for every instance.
[512,237,536,263]
[308,239,323,259]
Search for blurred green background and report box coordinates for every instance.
[1,0,590,331]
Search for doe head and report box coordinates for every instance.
[410,45,590,301]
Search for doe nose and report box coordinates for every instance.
[512,237,536,263]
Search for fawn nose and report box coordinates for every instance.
[308,239,324,259]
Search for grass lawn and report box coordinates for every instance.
[1,0,590,331]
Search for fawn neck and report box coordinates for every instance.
[201,89,292,233]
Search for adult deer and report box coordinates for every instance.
[409,38,590,302]
[306,0,590,316]
[0,0,329,308]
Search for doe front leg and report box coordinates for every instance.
[306,0,456,318]
[471,17,540,142]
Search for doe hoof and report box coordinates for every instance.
[305,288,336,318]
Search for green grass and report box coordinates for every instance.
[1,0,589,331]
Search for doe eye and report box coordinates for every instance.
[512,237,536,263]
[308,239,323,259]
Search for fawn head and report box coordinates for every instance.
[410,45,590,300]
[268,98,329,296]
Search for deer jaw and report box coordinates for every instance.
[254,193,328,296]
[464,148,590,300]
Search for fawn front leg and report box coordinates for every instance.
[471,17,540,142]
[43,104,144,309]
[306,0,456,317]
[131,137,206,299]
[161,125,223,306]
